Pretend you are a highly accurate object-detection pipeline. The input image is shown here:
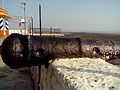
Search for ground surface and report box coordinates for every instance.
[0,66,34,90]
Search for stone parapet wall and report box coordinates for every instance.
[31,58,120,90]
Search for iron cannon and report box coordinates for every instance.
[1,34,120,68]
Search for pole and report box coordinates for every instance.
[21,3,26,33]
[31,17,33,35]
[24,3,26,31]
[3,0,4,9]
[39,4,41,36]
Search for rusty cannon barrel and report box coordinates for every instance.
[1,34,120,69]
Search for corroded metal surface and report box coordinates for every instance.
[1,34,120,68]
[81,39,120,59]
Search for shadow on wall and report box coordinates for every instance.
[54,65,120,78]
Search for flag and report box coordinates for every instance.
[19,22,22,27]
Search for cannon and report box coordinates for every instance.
[1,34,120,69]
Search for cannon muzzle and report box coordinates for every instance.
[1,34,120,68]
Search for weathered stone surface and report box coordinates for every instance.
[31,58,120,90]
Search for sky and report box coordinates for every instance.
[0,0,120,34]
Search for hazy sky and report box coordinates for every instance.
[0,0,120,34]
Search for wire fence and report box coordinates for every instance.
[33,27,61,34]
[8,16,61,34]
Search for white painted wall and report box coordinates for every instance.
[31,58,120,90]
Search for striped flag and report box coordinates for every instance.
[5,19,9,30]
[0,17,4,30]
